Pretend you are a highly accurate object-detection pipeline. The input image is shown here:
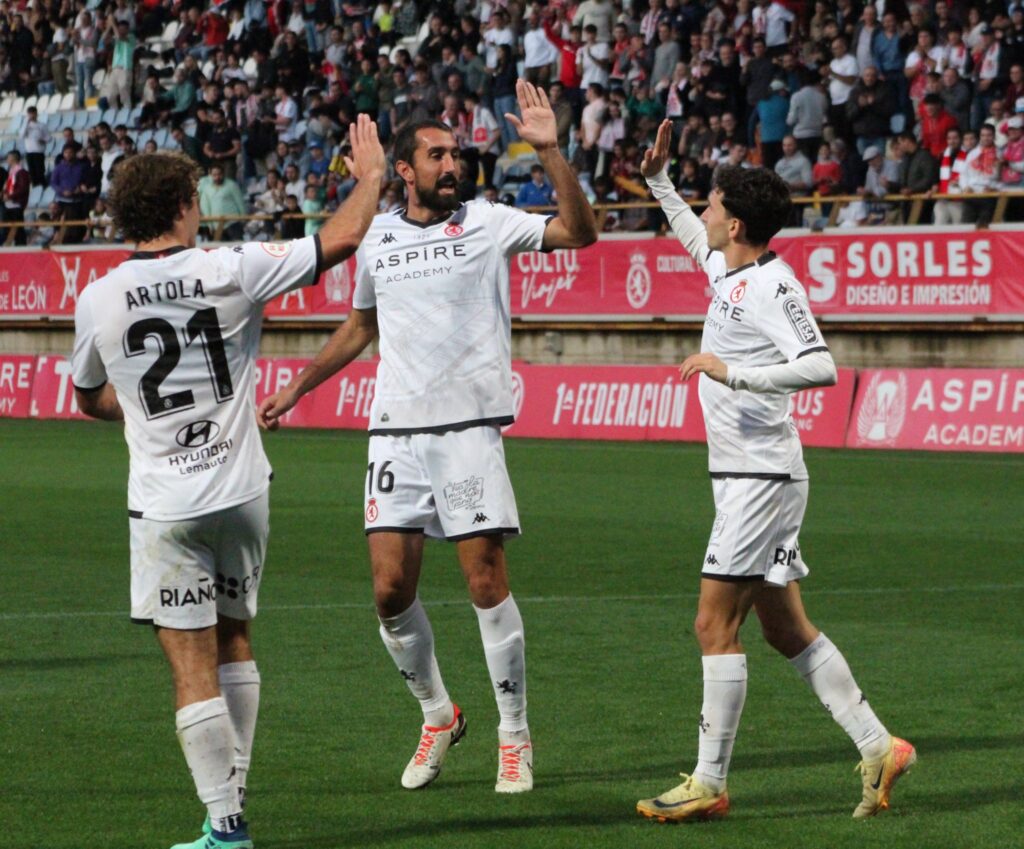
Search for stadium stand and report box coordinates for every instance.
[1,0,1023,243]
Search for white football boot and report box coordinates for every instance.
[400,705,466,789]
[495,729,533,793]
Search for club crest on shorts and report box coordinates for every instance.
[365,498,379,523]
[444,223,464,237]
[711,511,728,541]
[730,280,747,303]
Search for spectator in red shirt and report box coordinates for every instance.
[918,94,960,159]
[191,8,229,61]
[544,13,584,113]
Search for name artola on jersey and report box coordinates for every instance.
[124,278,206,310]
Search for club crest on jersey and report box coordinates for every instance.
[444,223,464,237]
[730,280,747,303]
[260,242,291,258]
[366,498,379,523]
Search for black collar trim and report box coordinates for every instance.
[127,245,190,261]
[399,203,466,229]
[724,251,776,278]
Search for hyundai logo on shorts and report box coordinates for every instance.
[176,419,220,448]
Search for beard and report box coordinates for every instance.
[415,173,461,213]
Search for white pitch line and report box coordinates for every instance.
[1,583,1021,622]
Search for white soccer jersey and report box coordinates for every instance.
[72,237,322,520]
[646,173,827,480]
[353,201,550,433]
[698,250,827,480]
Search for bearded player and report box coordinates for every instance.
[258,80,596,792]
[635,119,916,822]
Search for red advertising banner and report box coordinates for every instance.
[0,354,36,417]
[253,359,855,449]
[4,229,1024,321]
[848,368,1024,452]
[29,355,90,420]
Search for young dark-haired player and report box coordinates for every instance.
[635,119,915,822]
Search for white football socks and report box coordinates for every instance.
[379,597,454,728]
[789,633,891,760]
[693,654,748,793]
[474,594,528,734]
[219,661,260,804]
[175,696,243,833]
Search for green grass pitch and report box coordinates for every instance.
[1,419,1022,849]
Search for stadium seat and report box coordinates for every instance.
[0,97,12,118]
[72,110,89,131]
[27,185,42,209]
[11,97,25,117]
[506,141,536,160]
[128,105,143,127]
[35,93,51,114]
[85,110,104,129]
[100,107,117,126]
[92,68,106,90]
[23,95,37,111]
[114,106,131,127]
[58,92,74,111]
[154,128,170,149]
[8,114,26,135]
[41,186,55,206]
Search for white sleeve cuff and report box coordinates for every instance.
[726,350,838,394]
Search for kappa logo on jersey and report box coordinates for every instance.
[626,251,652,309]
[783,298,818,344]
[443,476,484,512]
[260,242,291,258]
[365,497,379,523]
[379,233,397,245]
[160,577,215,609]
[705,554,720,566]
[730,280,747,303]
[444,223,464,237]
[856,372,908,445]
[175,419,221,448]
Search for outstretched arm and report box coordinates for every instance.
[642,119,713,268]
[257,307,378,430]
[505,80,597,249]
[316,113,386,269]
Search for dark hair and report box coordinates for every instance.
[7,149,20,161]
[897,131,917,144]
[712,166,791,246]
[393,119,454,166]
[108,152,200,243]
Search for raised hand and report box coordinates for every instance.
[504,79,557,151]
[344,112,386,181]
[641,119,674,178]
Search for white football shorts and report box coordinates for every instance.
[129,491,269,629]
[702,478,810,587]
[363,425,520,540]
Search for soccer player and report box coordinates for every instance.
[635,119,916,822]
[258,80,597,793]
[70,116,385,849]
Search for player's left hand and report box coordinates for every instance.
[505,80,557,151]
[680,352,728,384]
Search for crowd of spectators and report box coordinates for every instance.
[2,0,1024,243]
